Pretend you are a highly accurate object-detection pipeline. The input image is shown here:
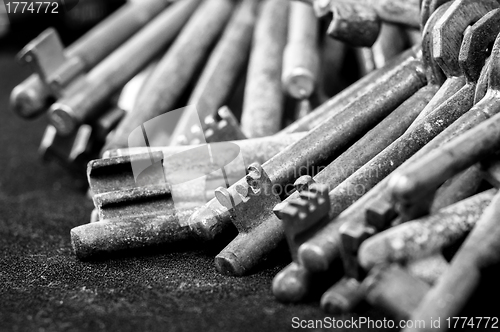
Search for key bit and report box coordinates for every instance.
[76,134,305,260]
[171,106,246,146]
[190,49,427,277]
[328,2,381,47]
[214,163,282,276]
[329,169,485,316]
[17,28,82,96]
[272,79,433,298]
[204,107,247,143]
[39,106,125,178]
[11,0,171,119]
[359,189,497,271]
[280,183,330,261]
[272,182,339,302]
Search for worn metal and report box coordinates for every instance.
[38,60,154,175]
[99,0,235,151]
[279,47,421,134]
[296,17,485,276]
[47,0,202,136]
[189,53,426,276]
[39,107,125,176]
[282,1,320,100]
[327,2,381,47]
[273,183,334,302]
[240,0,289,138]
[271,78,437,301]
[73,134,305,259]
[10,0,171,119]
[359,189,496,270]
[169,0,259,146]
[405,191,500,332]
[391,19,500,209]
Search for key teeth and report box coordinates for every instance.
[281,184,331,228]
[203,107,246,143]
[279,204,301,223]
[245,163,264,195]
[294,175,315,193]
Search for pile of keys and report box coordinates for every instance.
[11,0,500,331]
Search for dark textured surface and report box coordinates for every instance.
[0,36,396,331]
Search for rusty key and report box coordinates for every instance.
[272,72,438,302]
[11,0,172,119]
[195,52,427,276]
[74,134,306,259]
[272,183,338,303]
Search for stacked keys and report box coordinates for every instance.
[10,0,500,330]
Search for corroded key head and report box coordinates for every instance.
[459,8,500,83]
[433,0,499,78]
[327,2,381,47]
